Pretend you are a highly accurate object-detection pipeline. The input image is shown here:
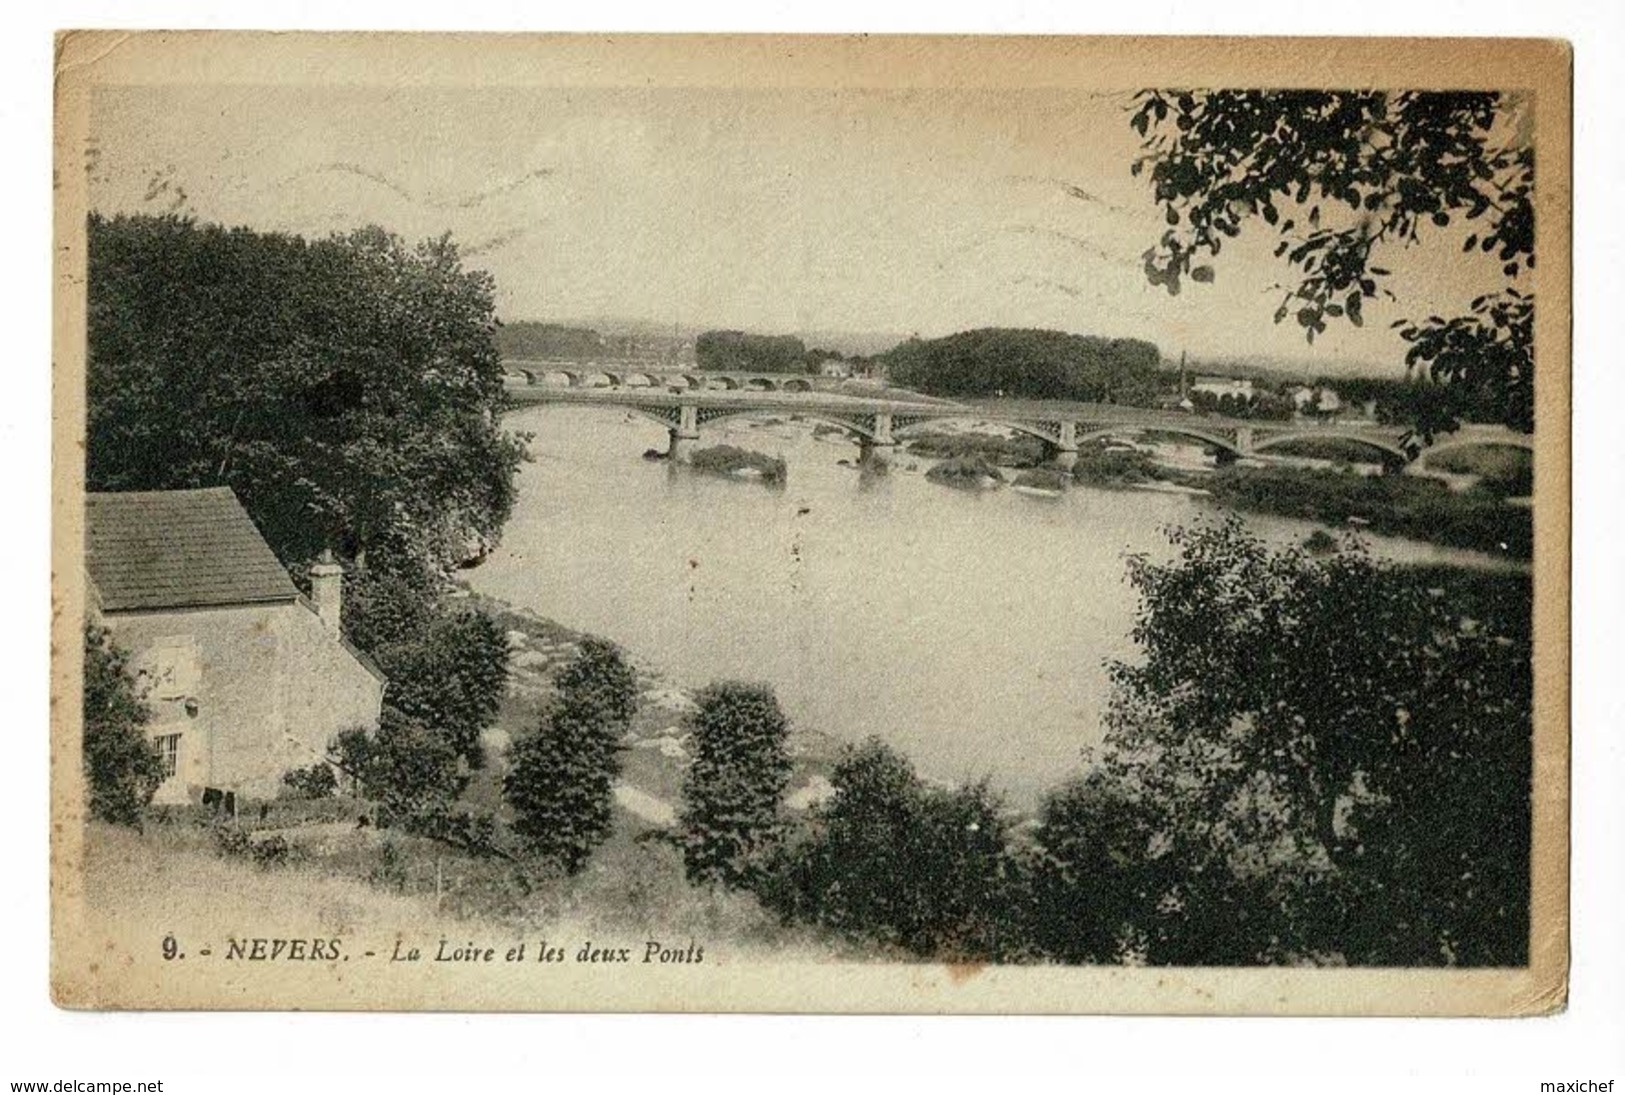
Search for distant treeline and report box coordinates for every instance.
[1318,375,1502,431]
[880,328,1162,403]
[696,330,823,374]
[494,322,606,361]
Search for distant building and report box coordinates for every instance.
[1291,385,1343,416]
[86,487,385,806]
[819,359,852,379]
[1191,375,1255,401]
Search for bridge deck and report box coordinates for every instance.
[504,384,1527,459]
[508,384,1334,436]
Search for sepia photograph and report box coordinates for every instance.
[49,31,1570,1016]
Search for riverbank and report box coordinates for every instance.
[1181,465,1532,561]
[469,594,844,818]
[905,426,1530,560]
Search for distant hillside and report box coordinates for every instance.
[494,322,606,360]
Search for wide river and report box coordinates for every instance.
[469,405,1508,806]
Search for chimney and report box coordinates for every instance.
[309,549,344,639]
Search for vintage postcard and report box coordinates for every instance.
[50,32,1570,1014]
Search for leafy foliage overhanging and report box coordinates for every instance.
[1129,90,1534,437]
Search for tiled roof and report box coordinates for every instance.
[86,487,299,612]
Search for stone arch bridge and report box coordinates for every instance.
[504,383,1533,471]
[504,362,825,394]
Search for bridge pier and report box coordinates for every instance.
[859,412,896,470]
[858,438,894,470]
[1048,421,1079,471]
[667,430,699,463]
[666,404,700,463]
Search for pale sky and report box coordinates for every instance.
[88,84,1512,374]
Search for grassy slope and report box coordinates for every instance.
[85,595,849,959]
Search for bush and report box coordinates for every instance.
[505,638,638,874]
[280,762,338,799]
[678,683,793,888]
[924,455,1006,490]
[1198,464,1533,559]
[552,636,638,728]
[766,739,1028,961]
[1011,468,1071,492]
[689,445,787,485]
[375,607,509,768]
[1070,444,1162,489]
[212,825,294,869]
[368,840,410,892]
[1303,529,1339,555]
[330,707,466,820]
[905,430,1046,467]
[404,805,504,859]
[82,622,165,826]
[1028,772,1162,964]
[342,567,510,768]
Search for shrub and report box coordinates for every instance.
[1070,444,1162,489]
[905,430,1047,467]
[767,739,1028,961]
[1303,529,1339,555]
[1198,464,1532,559]
[1011,467,1071,492]
[331,706,466,820]
[82,622,165,826]
[1028,772,1163,964]
[924,455,1006,489]
[368,840,410,891]
[689,445,787,485]
[280,762,338,800]
[552,636,638,729]
[376,607,509,768]
[505,710,618,873]
[505,638,638,874]
[342,567,510,768]
[211,825,293,869]
[678,682,793,888]
[404,805,504,859]
[250,834,293,868]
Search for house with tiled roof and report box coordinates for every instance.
[86,487,384,806]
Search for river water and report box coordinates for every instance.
[468,405,1508,806]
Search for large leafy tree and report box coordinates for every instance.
[1129,91,1534,437]
[1092,520,1531,965]
[87,213,527,573]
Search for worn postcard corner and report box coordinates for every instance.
[51,32,1570,1016]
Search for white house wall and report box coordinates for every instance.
[103,602,383,804]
